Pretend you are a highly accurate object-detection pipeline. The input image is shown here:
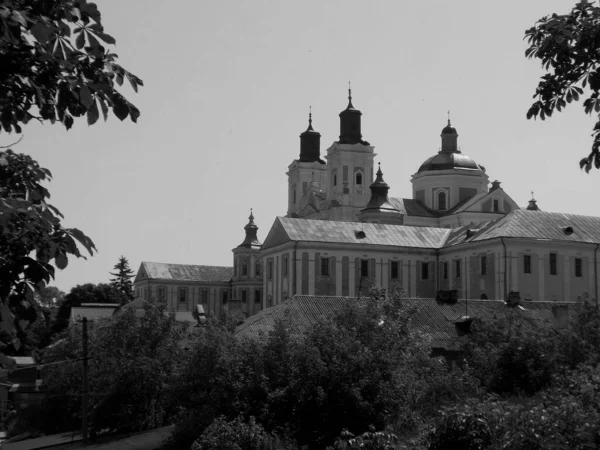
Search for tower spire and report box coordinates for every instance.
[348,80,353,109]
[238,209,261,248]
[299,106,323,163]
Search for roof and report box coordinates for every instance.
[8,357,34,366]
[236,295,579,352]
[70,305,118,324]
[445,209,600,247]
[263,217,450,249]
[135,262,233,283]
[115,299,197,324]
[389,197,437,217]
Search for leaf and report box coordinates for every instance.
[98,98,108,121]
[79,85,93,109]
[55,253,68,270]
[95,31,116,45]
[75,30,85,49]
[128,103,140,123]
[87,99,99,125]
[10,11,27,27]
[112,97,129,121]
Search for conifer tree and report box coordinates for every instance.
[109,256,135,302]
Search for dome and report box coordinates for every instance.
[441,124,457,135]
[417,152,481,173]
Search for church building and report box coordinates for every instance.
[134,90,600,319]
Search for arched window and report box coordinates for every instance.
[293,188,296,204]
[438,191,447,210]
[356,172,363,185]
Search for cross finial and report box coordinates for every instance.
[348,80,352,101]
[447,110,451,126]
[309,105,312,125]
[531,190,535,200]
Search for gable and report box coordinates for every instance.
[457,189,519,214]
[134,263,148,283]
[261,218,293,249]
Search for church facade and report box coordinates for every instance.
[134,91,600,318]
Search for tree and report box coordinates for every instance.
[525,1,600,172]
[109,256,134,301]
[25,300,184,436]
[51,283,128,335]
[0,0,142,133]
[0,0,142,350]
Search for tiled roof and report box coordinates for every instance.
[139,262,233,282]
[444,209,600,247]
[276,217,450,249]
[236,295,578,351]
[389,197,437,217]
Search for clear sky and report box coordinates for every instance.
[1,0,596,293]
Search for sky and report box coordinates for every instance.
[1,0,597,293]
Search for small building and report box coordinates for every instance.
[69,303,119,330]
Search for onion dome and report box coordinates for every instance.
[299,108,324,164]
[527,195,540,211]
[417,118,482,173]
[237,210,262,249]
[361,164,400,213]
[339,86,369,145]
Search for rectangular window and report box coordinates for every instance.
[455,260,461,278]
[143,288,148,300]
[255,261,260,277]
[481,256,487,275]
[241,290,247,303]
[550,253,558,275]
[360,259,369,278]
[241,261,248,276]
[390,261,399,279]
[283,254,289,277]
[524,255,531,274]
[302,181,308,195]
[575,258,582,278]
[222,291,228,304]
[178,287,188,303]
[421,262,429,280]
[268,260,273,279]
[320,257,330,276]
[443,261,448,280]
[254,289,261,303]
[157,286,166,302]
[201,290,208,303]
[493,199,499,213]
[343,165,349,182]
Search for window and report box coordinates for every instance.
[524,255,531,274]
[143,288,148,300]
[157,286,166,302]
[241,290,247,303]
[283,254,289,277]
[343,165,349,182]
[493,199,499,213]
[267,260,273,279]
[302,181,308,195]
[391,261,399,279]
[254,289,261,303]
[333,173,337,186]
[320,257,330,276]
[355,172,363,185]
[443,261,448,280]
[201,290,208,303]
[575,258,582,277]
[178,287,188,303]
[550,253,558,275]
[255,260,261,277]
[421,262,429,280]
[360,259,369,278]
[293,188,296,204]
[241,260,248,276]
[222,291,228,304]
[438,191,447,211]
[455,260,461,278]
[481,256,487,275]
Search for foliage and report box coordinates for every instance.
[109,255,134,301]
[0,0,142,133]
[334,428,399,450]
[37,285,65,308]
[30,299,184,436]
[51,282,128,335]
[0,150,95,352]
[191,416,274,450]
[426,402,492,450]
[168,287,479,450]
[525,1,600,172]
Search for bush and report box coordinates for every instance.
[191,416,271,450]
[426,404,492,450]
